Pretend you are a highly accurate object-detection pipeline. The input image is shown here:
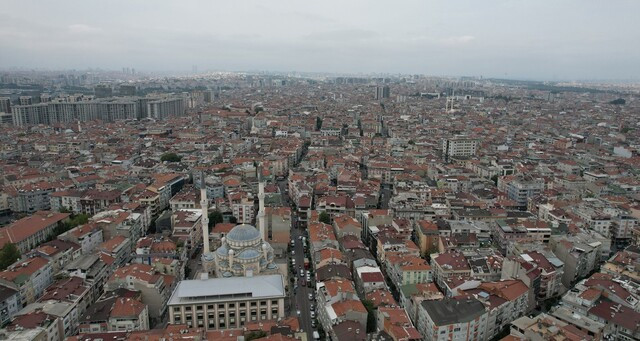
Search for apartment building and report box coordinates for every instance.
[442,135,479,159]
[417,298,488,341]
[0,257,54,307]
[0,211,70,253]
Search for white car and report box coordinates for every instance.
[300,269,305,277]
[308,293,313,300]
[310,311,315,318]
[306,275,311,282]
[296,310,301,316]
[291,250,295,256]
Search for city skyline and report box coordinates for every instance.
[1,0,639,81]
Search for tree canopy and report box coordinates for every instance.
[0,243,21,271]
[160,152,182,163]
[52,213,89,237]
[319,211,331,225]
[208,210,223,228]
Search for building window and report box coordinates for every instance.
[218,304,225,309]
[207,305,214,310]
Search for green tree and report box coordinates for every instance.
[319,211,331,225]
[160,152,182,163]
[53,213,90,236]
[208,210,223,228]
[0,243,21,271]
[228,216,238,224]
[362,299,377,333]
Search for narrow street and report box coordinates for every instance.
[278,179,315,340]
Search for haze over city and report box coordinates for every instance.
[1,0,640,80]
[0,2,639,341]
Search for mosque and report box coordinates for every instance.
[200,174,279,277]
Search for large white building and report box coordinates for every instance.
[147,97,186,119]
[167,274,286,330]
[442,135,479,159]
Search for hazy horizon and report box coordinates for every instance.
[1,0,639,81]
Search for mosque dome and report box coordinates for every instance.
[237,249,260,260]
[227,224,261,243]
[216,244,229,256]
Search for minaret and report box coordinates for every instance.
[257,167,266,241]
[200,172,210,254]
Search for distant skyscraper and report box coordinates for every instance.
[119,84,137,96]
[375,85,390,100]
[0,97,11,113]
[19,96,33,106]
[94,84,113,98]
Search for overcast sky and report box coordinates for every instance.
[1,0,638,80]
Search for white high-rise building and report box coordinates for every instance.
[442,135,479,160]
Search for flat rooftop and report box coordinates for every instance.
[421,298,485,326]
[168,274,285,305]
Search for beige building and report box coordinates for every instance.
[168,274,285,330]
[265,206,291,257]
